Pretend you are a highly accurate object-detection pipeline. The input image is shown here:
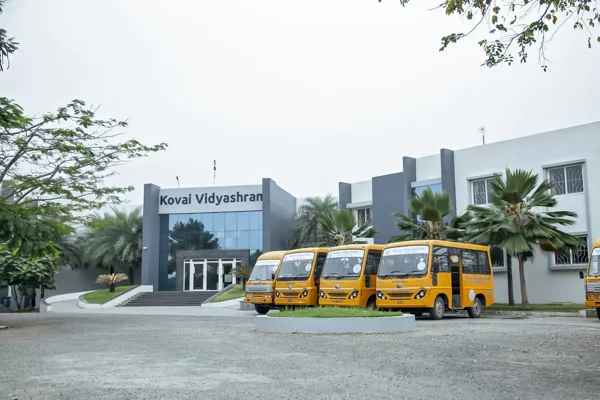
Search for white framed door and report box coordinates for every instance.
[183,258,238,291]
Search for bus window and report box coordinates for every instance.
[461,250,477,274]
[476,251,492,274]
[432,247,450,272]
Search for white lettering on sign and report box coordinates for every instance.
[158,185,263,214]
[283,252,315,262]
[592,248,600,256]
[383,246,429,256]
[327,250,365,259]
[255,259,281,267]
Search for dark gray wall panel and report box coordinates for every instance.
[440,148,457,221]
[338,182,351,209]
[402,157,416,218]
[372,172,406,244]
[141,183,161,289]
[263,178,296,251]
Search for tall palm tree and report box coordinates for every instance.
[463,168,582,307]
[389,188,465,242]
[82,207,143,285]
[317,208,376,246]
[290,194,338,248]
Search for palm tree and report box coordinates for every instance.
[290,194,338,247]
[317,208,376,246]
[463,168,582,308]
[82,207,143,285]
[389,188,465,242]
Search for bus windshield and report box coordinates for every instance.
[589,248,600,277]
[248,259,280,281]
[276,252,315,281]
[321,249,365,280]
[378,245,429,278]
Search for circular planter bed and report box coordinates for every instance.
[255,313,416,334]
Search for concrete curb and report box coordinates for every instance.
[78,285,153,309]
[201,297,244,308]
[483,310,580,318]
[255,314,416,334]
[239,301,255,311]
[42,291,96,313]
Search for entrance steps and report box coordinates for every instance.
[120,291,218,307]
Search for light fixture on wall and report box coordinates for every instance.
[477,126,485,145]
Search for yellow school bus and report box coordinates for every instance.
[318,244,384,308]
[579,238,600,320]
[244,251,286,315]
[376,240,495,319]
[274,247,329,307]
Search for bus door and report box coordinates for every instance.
[449,248,462,308]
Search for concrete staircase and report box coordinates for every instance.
[120,291,219,307]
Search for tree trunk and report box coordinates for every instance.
[517,254,529,308]
[109,283,116,293]
[506,254,515,306]
[109,265,115,274]
[128,265,134,285]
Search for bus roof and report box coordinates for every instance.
[257,251,287,260]
[328,243,385,251]
[384,240,490,252]
[285,247,329,254]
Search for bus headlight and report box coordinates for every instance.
[377,291,387,300]
[299,290,309,298]
[275,291,281,298]
[319,291,327,299]
[414,290,427,299]
[348,291,359,300]
[590,294,595,300]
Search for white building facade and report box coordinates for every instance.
[338,122,600,304]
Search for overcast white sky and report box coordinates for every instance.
[1,0,599,206]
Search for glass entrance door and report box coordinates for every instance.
[183,258,239,291]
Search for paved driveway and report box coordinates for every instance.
[1,313,598,399]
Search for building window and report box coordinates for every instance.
[490,246,505,268]
[412,183,442,197]
[547,164,584,195]
[554,235,589,265]
[356,207,372,226]
[471,177,495,205]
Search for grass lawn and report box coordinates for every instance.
[272,306,403,318]
[82,285,137,304]
[209,285,245,302]
[487,303,585,312]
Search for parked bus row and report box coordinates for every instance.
[580,238,600,320]
[244,240,496,320]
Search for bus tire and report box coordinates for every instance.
[467,297,482,318]
[596,307,600,321]
[412,310,423,317]
[429,296,445,320]
[255,305,270,315]
[366,296,376,309]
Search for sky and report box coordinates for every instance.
[1,0,599,207]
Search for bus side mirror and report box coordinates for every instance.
[432,261,439,274]
[271,273,275,280]
[365,275,371,287]
[579,270,584,279]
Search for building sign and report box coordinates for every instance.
[158,185,263,214]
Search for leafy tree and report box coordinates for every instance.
[0,243,60,310]
[79,207,143,285]
[389,188,465,242]
[380,0,599,71]
[0,0,18,72]
[233,265,253,289]
[0,98,167,218]
[462,168,582,307]
[317,208,377,246]
[290,194,338,248]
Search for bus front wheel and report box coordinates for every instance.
[429,296,445,320]
[467,297,482,318]
[366,296,376,309]
[255,305,270,315]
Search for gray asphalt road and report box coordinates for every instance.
[1,313,598,400]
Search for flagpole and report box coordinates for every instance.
[213,160,216,185]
